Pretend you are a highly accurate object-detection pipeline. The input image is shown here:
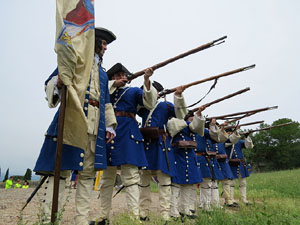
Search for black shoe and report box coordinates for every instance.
[187,214,197,219]
[232,202,239,207]
[89,219,109,225]
[139,216,150,221]
[225,203,239,208]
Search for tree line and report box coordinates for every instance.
[243,118,300,171]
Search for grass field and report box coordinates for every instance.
[114,169,300,225]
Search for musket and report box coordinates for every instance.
[21,175,48,211]
[159,64,255,97]
[127,36,227,81]
[222,112,257,125]
[190,87,251,113]
[162,125,170,171]
[224,120,264,130]
[112,185,125,198]
[207,106,278,120]
[244,122,294,134]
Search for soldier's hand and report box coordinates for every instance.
[106,131,115,144]
[113,79,128,87]
[144,67,154,80]
[196,105,206,116]
[57,75,63,89]
[220,122,228,130]
[174,85,186,97]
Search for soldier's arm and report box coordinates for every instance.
[244,135,254,149]
[218,128,229,143]
[142,68,158,110]
[167,118,188,137]
[189,106,206,136]
[45,69,61,108]
[174,86,188,119]
[209,120,220,142]
[229,132,241,144]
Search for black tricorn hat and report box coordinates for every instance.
[95,27,116,44]
[152,81,164,92]
[205,119,220,128]
[184,110,194,121]
[225,127,234,132]
[107,63,132,80]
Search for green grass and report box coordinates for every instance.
[113,169,300,225]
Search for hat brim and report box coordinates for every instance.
[95,27,116,44]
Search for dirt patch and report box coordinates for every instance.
[0,187,160,225]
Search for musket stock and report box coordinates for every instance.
[159,64,255,97]
[128,36,227,81]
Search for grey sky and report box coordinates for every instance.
[1,0,299,177]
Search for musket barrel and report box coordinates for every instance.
[207,106,278,120]
[191,87,250,113]
[224,120,264,129]
[159,64,255,97]
[128,36,227,81]
[248,122,294,133]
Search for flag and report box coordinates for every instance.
[55,0,95,151]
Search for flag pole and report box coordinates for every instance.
[51,85,67,223]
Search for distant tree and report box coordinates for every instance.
[244,118,300,171]
[24,168,32,181]
[13,175,24,181]
[3,168,9,182]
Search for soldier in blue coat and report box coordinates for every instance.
[195,119,227,210]
[33,28,118,225]
[96,63,157,222]
[168,107,205,219]
[225,129,254,205]
[137,84,188,222]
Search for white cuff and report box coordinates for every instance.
[106,126,116,137]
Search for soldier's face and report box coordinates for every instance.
[100,40,107,57]
[188,116,194,122]
[112,72,127,80]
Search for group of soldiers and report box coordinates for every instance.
[33,27,254,225]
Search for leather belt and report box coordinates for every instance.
[196,152,206,156]
[88,99,99,108]
[115,111,136,120]
[195,152,217,157]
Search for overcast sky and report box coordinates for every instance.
[1,0,299,178]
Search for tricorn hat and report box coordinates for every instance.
[107,63,132,80]
[152,81,164,92]
[95,27,116,44]
[184,110,194,121]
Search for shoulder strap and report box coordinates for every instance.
[229,144,235,159]
[113,87,130,109]
[144,102,160,127]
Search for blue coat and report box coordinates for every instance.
[216,143,233,179]
[225,140,250,179]
[171,123,203,184]
[106,87,148,167]
[195,129,224,180]
[138,101,176,177]
[34,66,110,173]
